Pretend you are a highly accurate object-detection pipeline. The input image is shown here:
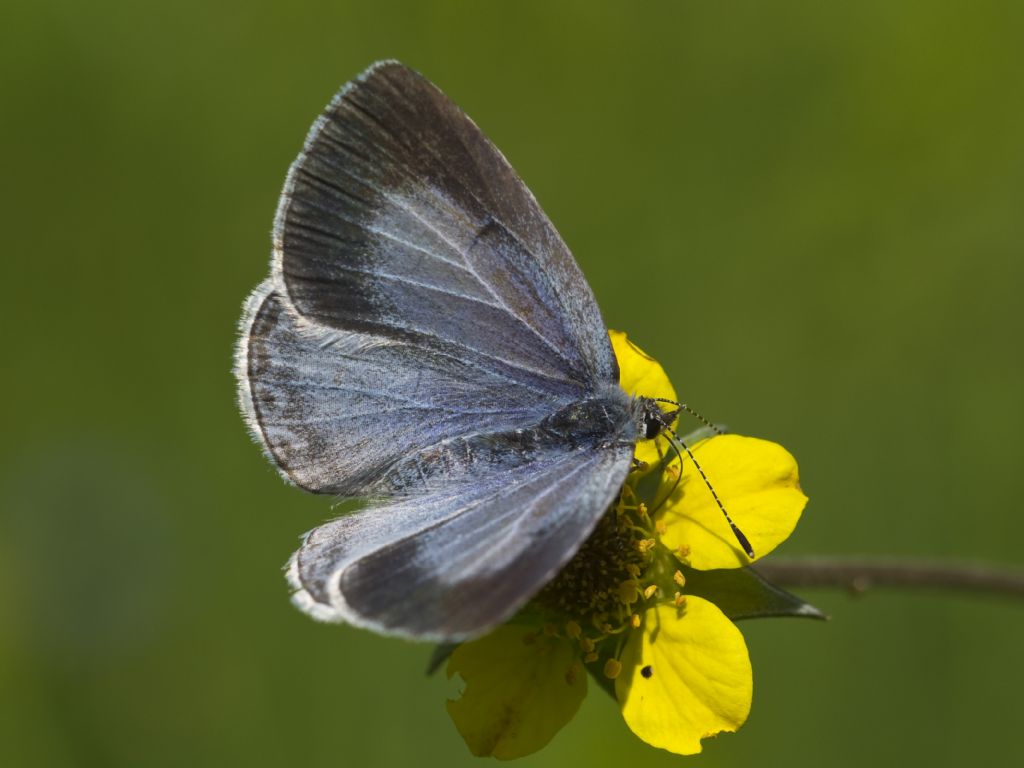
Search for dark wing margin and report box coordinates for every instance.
[234,281,565,494]
[270,60,618,394]
[285,442,634,641]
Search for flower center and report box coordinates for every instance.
[535,487,656,634]
[529,468,694,675]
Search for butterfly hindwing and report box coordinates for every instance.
[287,441,634,640]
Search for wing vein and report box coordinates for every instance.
[377,191,570,362]
[294,165,470,272]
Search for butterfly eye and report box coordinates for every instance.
[644,416,662,440]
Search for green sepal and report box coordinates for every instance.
[427,643,458,675]
[682,564,827,621]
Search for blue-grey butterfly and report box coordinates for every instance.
[235,61,726,642]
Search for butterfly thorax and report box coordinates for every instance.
[537,388,639,447]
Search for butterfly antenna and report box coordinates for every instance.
[654,398,723,435]
[662,423,755,559]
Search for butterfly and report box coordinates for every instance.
[235,61,693,642]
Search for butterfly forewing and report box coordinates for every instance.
[273,61,616,389]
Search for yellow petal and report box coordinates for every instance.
[609,330,677,467]
[659,434,807,569]
[616,598,752,755]
[446,626,586,760]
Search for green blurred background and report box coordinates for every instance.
[3,1,1023,766]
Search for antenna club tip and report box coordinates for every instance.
[733,528,755,560]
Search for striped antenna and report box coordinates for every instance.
[662,422,754,559]
[653,398,724,435]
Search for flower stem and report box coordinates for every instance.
[754,557,1024,600]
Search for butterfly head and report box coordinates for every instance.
[636,397,679,441]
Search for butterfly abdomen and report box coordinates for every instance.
[375,394,637,495]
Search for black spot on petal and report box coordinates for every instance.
[641,665,653,679]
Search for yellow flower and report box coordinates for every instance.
[446,331,808,758]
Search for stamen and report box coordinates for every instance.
[532,478,674,662]
[603,659,623,679]
[673,570,686,587]
[536,507,650,622]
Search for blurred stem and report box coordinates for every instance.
[754,557,1024,599]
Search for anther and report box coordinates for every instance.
[565,620,582,640]
[631,613,641,628]
[643,584,659,600]
[673,570,686,587]
[636,538,656,554]
[603,659,623,679]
